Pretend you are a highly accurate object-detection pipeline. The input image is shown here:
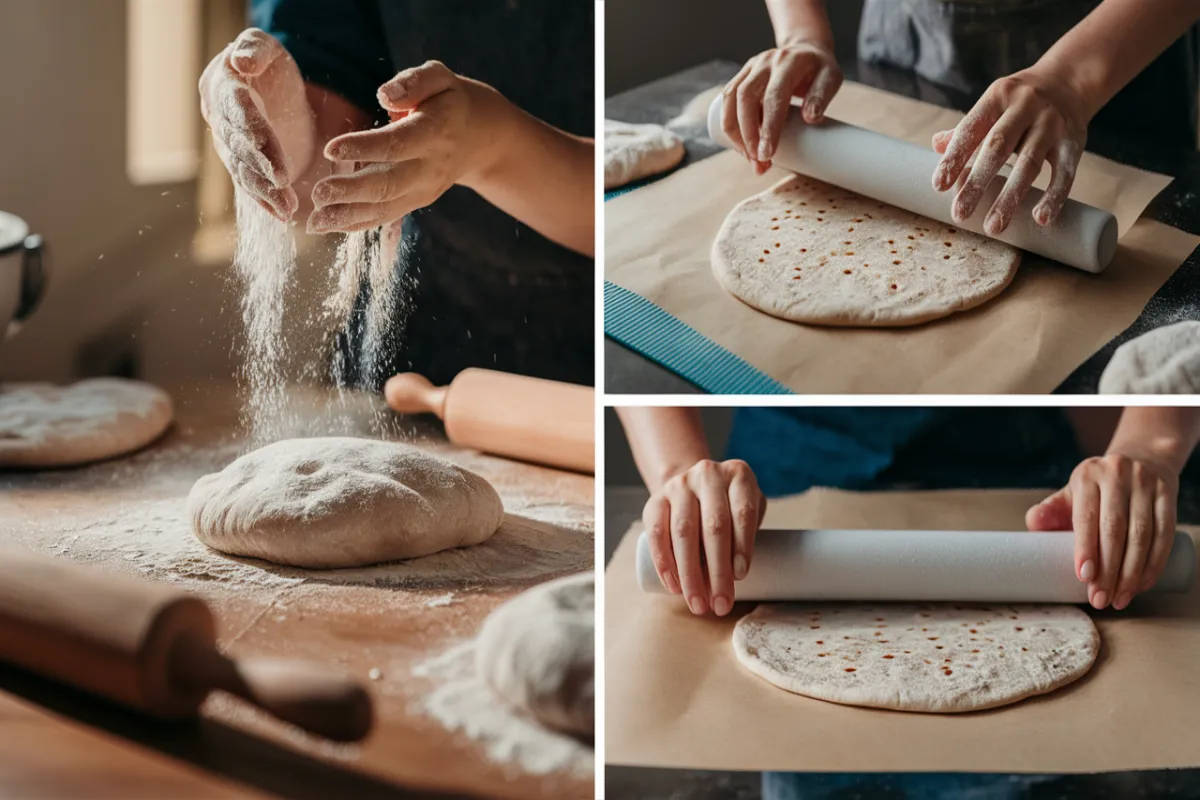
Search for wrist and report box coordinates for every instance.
[777,28,834,51]
[1029,51,1105,122]
[458,79,517,192]
[1107,436,1188,478]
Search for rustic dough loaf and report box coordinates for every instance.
[713,175,1021,326]
[733,602,1098,713]
[476,571,594,736]
[188,437,504,568]
[1099,321,1200,394]
[604,120,685,190]
[0,378,173,468]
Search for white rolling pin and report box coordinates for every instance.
[707,96,1118,274]
[636,529,1196,603]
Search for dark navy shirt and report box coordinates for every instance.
[251,0,594,387]
[727,408,1083,497]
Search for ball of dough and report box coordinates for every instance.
[188,437,504,568]
[0,378,173,468]
[476,571,594,736]
[1099,321,1200,394]
[604,120,685,190]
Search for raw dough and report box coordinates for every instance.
[713,175,1021,326]
[604,120,685,190]
[1099,320,1200,394]
[188,437,504,568]
[733,602,1097,713]
[0,378,173,468]
[476,571,594,736]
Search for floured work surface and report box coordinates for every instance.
[606,488,1200,773]
[0,384,594,800]
[605,81,1196,393]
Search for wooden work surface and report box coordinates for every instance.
[0,384,595,799]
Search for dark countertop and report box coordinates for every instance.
[604,59,1200,395]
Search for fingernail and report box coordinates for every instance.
[984,211,1001,236]
[1079,560,1096,581]
[664,572,680,593]
[933,166,948,191]
[307,217,332,235]
[733,554,748,580]
[758,139,771,162]
[713,596,732,616]
[378,83,405,105]
[1114,592,1131,610]
[1092,590,1108,610]
[687,595,707,615]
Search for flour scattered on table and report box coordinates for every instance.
[425,593,456,608]
[412,640,592,779]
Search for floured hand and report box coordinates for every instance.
[931,68,1088,236]
[721,38,843,175]
[199,28,313,221]
[1026,451,1178,611]
[308,61,510,234]
[642,459,767,617]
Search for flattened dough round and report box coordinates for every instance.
[476,571,594,736]
[0,378,173,468]
[604,120,685,189]
[188,437,504,568]
[1099,320,1200,394]
[733,603,1097,713]
[713,175,1021,326]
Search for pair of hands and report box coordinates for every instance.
[199,29,508,234]
[720,38,1089,234]
[645,451,1178,616]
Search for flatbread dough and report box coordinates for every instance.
[733,603,1097,713]
[604,120,685,190]
[713,175,1021,326]
[476,571,594,736]
[0,378,173,468]
[1099,320,1200,394]
[188,437,504,568]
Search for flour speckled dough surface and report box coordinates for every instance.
[733,603,1098,713]
[0,378,174,468]
[476,571,594,737]
[713,175,1022,326]
[188,437,504,568]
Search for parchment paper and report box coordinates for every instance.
[605,82,1196,393]
[605,488,1200,773]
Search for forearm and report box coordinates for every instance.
[1107,407,1200,474]
[463,94,595,257]
[1034,0,1200,118]
[616,408,712,493]
[766,0,833,48]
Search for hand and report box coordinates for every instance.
[931,67,1089,235]
[1026,451,1179,611]
[308,61,510,234]
[642,459,767,617]
[199,28,310,221]
[720,39,842,175]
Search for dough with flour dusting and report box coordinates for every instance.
[713,175,1021,326]
[476,571,594,736]
[733,602,1097,713]
[188,437,504,568]
[1099,321,1200,394]
[604,120,685,189]
[0,378,173,468]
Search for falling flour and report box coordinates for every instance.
[412,640,593,779]
[233,189,297,445]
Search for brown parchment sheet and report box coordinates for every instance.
[605,82,1195,394]
[605,488,1200,774]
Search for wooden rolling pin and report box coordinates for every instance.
[384,368,594,474]
[0,546,372,742]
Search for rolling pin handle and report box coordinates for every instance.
[384,372,448,419]
[169,635,374,742]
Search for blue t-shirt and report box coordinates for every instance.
[250,0,594,387]
[726,408,1082,497]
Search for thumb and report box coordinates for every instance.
[228,29,283,79]
[1026,486,1072,531]
[377,60,457,113]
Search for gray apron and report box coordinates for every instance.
[858,0,1198,148]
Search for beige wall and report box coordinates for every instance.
[0,0,237,384]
